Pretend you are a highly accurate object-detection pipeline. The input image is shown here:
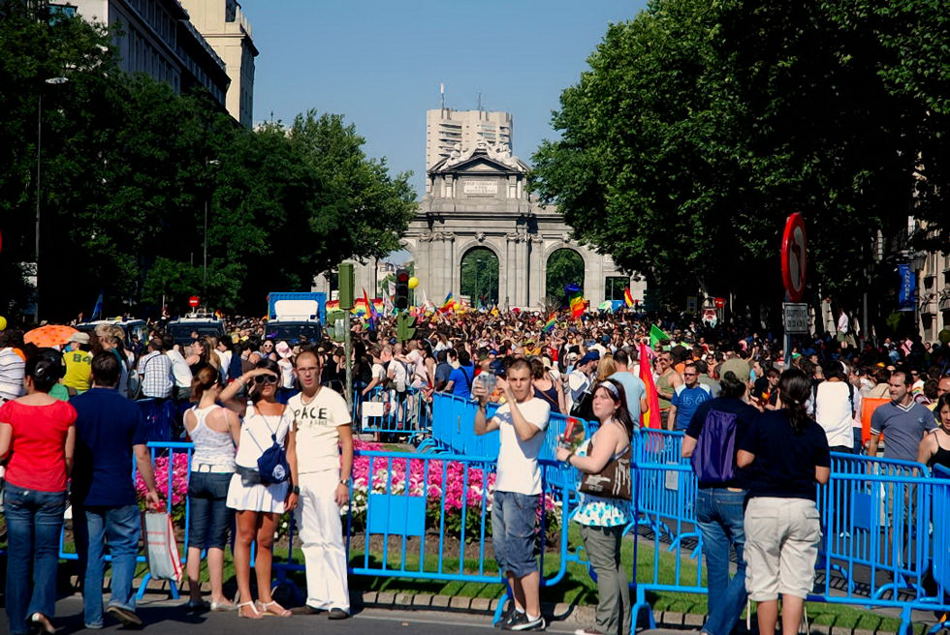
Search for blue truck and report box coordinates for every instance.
[265,292,327,344]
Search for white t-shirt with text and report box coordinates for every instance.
[288,387,351,474]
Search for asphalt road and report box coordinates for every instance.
[33,595,589,635]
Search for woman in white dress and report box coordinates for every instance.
[221,358,298,619]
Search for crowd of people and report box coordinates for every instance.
[0,307,949,633]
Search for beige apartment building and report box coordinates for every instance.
[426,108,512,170]
[179,0,258,127]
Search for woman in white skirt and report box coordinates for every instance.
[221,358,298,619]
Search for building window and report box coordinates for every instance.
[226,0,237,22]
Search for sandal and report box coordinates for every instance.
[257,600,291,617]
[237,601,262,620]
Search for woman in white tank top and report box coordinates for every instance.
[219,359,298,620]
[183,366,239,612]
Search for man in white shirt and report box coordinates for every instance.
[162,334,193,400]
[813,361,857,453]
[473,358,550,631]
[287,350,353,619]
[0,330,25,403]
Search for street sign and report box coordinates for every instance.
[783,302,809,334]
[714,297,726,309]
[781,212,807,302]
[188,296,200,308]
[702,308,718,327]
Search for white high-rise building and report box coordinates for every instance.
[425,108,512,170]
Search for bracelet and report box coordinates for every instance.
[292,485,300,495]
[564,450,575,464]
[339,479,349,486]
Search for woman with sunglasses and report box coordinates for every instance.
[220,359,298,619]
[556,379,633,635]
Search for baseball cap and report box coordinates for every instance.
[69,332,90,345]
[579,351,600,365]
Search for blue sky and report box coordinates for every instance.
[239,0,646,195]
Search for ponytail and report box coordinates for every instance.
[778,368,812,434]
[191,365,220,403]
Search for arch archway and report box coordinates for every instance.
[546,248,585,306]
[460,247,499,308]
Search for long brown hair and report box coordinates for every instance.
[191,365,220,403]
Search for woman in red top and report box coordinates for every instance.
[0,349,76,635]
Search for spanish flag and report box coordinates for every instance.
[624,287,634,308]
[638,342,661,428]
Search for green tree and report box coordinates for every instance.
[460,247,499,307]
[531,0,949,317]
[545,248,584,305]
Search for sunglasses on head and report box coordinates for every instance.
[253,374,278,385]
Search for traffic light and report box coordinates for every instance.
[395,268,410,310]
[338,262,355,310]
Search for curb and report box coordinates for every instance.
[125,576,911,635]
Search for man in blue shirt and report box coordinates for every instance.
[446,349,475,398]
[609,348,648,423]
[71,352,160,629]
[668,362,712,431]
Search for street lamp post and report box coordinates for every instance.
[203,159,220,299]
[34,76,68,324]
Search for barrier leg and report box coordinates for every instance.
[632,585,656,631]
[135,572,153,601]
[492,587,511,626]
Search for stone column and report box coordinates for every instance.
[504,234,517,309]
[529,236,544,308]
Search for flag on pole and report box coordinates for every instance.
[90,292,104,321]
[649,324,671,350]
[363,288,379,322]
[639,342,662,429]
[624,287,635,308]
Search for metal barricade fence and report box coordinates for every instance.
[58,441,194,600]
[271,451,580,624]
[930,465,950,634]
[629,428,697,546]
[352,386,429,440]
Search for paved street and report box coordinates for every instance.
[44,595,589,635]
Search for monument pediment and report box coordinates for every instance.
[428,142,528,176]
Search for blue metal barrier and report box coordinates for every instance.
[929,465,950,634]
[58,442,194,600]
[353,386,430,441]
[629,428,697,546]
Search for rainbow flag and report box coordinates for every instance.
[363,289,380,322]
[326,300,340,312]
[438,293,457,313]
[569,294,587,319]
[638,342,662,429]
[543,313,557,332]
[624,287,634,308]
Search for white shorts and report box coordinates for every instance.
[744,496,821,601]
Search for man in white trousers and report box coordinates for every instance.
[287,350,353,618]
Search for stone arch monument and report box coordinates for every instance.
[318,141,646,310]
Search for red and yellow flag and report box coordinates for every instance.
[638,342,661,428]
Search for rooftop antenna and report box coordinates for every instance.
[477,90,482,112]
[440,82,445,111]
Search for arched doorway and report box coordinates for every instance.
[546,248,585,306]
[460,247,499,308]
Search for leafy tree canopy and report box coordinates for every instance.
[531,0,948,313]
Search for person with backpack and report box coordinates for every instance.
[220,359,298,619]
[681,371,758,635]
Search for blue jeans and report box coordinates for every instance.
[73,504,142,628]
[696,488,747,635]
[188,471,233,549]
[4,483,66,635]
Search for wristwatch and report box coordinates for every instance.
[339,479,349,486]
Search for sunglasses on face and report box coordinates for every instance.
[253,374,278,385]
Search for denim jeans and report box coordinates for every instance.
[695,488,747,635]
[491,490,539,578]
[4,483,67,635]
[73,504,142,628]
[188,471,233,550]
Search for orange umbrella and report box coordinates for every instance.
[24,324,79,348]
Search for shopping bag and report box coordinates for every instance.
[144,511,182,584]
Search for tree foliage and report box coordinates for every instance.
[531,0,949,314]
[0,7,415,321]
[545,248,585,305]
